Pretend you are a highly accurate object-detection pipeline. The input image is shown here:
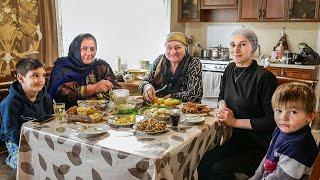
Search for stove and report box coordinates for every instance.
[200,58,232,72]
[199,58,232,107]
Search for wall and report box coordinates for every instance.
[185,22,319,58]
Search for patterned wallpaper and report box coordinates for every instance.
[0,0,41,76]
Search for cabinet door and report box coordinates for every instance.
[202,0,237,9]
[263,0,287,21]
[266,67,282,76]
[178,0,201,22]
[288,0,319,21]
[282,68,315,80]
[238,0,261,21]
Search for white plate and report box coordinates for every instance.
[78,124,110,136]
[182,116,205,124]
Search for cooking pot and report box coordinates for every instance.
[210,46,229,59]
[201,49,210,58]
[210,47,220,59]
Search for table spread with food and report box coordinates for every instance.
[17,96,219,180]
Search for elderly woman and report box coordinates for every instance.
[48,33,121,108]
[198,28,278,180]
[139,32,203,102]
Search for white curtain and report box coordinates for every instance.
[56,0,171,70]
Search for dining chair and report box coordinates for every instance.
[309,146,320,180]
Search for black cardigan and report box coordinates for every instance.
[219,60,278,148]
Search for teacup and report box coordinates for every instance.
[124,73,134,83]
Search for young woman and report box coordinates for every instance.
[198,28,278,180]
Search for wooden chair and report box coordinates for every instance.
[309,148,320,180]
[0,89,9,154]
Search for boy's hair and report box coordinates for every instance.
[271,82,316,113]
[16,58,45,76]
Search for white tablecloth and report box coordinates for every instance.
[17,117,218,180]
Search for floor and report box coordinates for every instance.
[0,145,16,180]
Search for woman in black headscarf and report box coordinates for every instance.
[48,33,121,108]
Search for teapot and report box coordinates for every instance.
[123,73,134,83]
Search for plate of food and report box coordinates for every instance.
[152,97,181,107]
[108,115,136,127]
[133,118,168,134]
[139,107,171,122]
[77,99,109,111]
[182,102,212,114]
[66,106,106,123]
[77,124,110,137]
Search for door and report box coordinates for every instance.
[238,0,261,21]
[263,0,287,21]
[288,0,319,21]
[202,71,223,98]
[178,0,201,22]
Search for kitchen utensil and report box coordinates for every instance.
[210,47,220,59]
[197,44,210,58]
[155,84,168,94]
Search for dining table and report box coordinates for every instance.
[17,114,219,180]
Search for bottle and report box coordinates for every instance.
[117,56,121,72]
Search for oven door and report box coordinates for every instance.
[202,70,223,98]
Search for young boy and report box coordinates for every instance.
[250,82,319,180]
[0,58,53,169]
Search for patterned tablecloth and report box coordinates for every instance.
[17,116,218,180]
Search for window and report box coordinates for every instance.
[56,0,171,70]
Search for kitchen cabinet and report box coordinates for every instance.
[201,0,237,9]
[178,0,201,22]
[266,66,317,89]
[288,0,319,21]
[238,0,286,21]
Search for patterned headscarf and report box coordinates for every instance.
[231,27,258,53]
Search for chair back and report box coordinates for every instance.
[309,147,320,180]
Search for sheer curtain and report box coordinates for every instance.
[56,0,171,70]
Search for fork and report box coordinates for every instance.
[155,85,167,94]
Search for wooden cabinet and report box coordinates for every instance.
[178,0,201,22]
[266,66,317,89]
[288,0,319,21]
[201,0,238,9]
[238,0,286,21]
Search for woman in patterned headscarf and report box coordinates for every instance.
[198,28,278,180]
[48,33,121,108]
[139,32,203,103]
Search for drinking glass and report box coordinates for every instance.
[53,103,66,132]
[170,108,181,127]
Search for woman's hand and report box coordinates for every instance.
[143,84,156,102]
[95,79,114,93]
[216,108,236,127]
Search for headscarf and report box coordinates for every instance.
[48,33,105,97]
[165,32,188,46]
[231,27,258,53]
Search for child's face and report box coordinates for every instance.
[273,103,315,133]
[18,67,46,93]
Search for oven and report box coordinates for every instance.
[200,59,231,108]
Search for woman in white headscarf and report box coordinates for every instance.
[198,28,278,180]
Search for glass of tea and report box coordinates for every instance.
[170,108,181,127]
[53,103,65,120]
